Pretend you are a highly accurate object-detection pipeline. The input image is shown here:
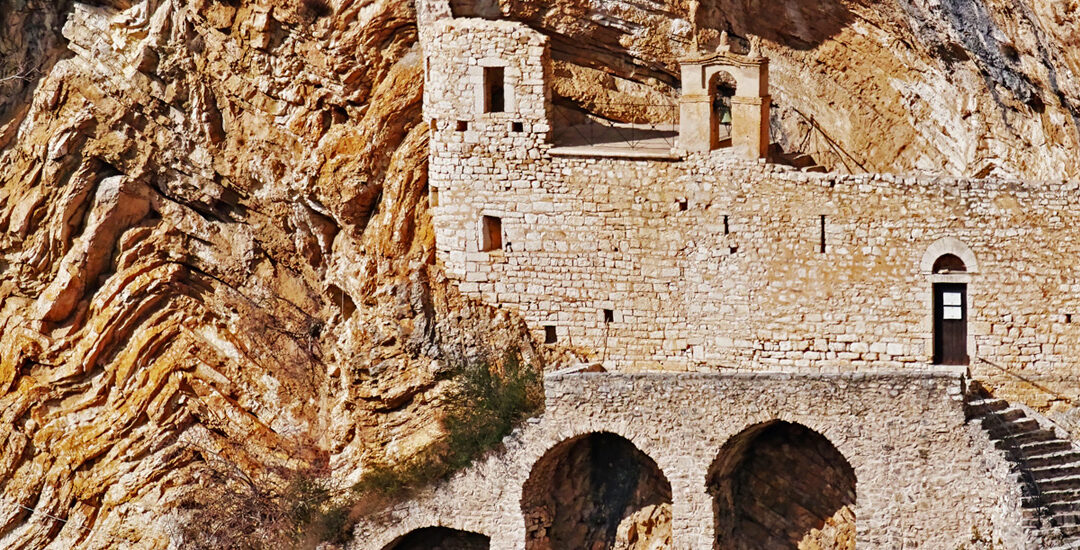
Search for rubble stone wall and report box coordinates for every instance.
[350,371,1023,550]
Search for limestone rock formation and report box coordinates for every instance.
[0,0,534,547]
[0,0,1077,548]
[490,0,1080,178]
[614,503,673,550]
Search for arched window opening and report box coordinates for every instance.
[522,432,673,550]
[932,253,967,274]
[708,71,738,148]
[383,527,490,550]
[708,421,856,550]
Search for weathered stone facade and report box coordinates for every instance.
[353,371,1024,549]
[362,2,1080,548]
[422,2,1080,407]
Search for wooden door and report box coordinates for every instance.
[934,283,968,365]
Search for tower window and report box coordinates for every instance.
[484,66,506,113]
[603,309,614,323]
[481,215,503,251]
[456,120,468,132]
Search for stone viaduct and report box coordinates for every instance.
[352,370,1030,549]
[350,1,1080,548]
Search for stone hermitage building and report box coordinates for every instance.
[353,1,1080,549]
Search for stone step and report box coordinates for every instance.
[966,397,1010,417]
[1034,465,1080,482]
[1047,539,1080,550]
[1031,489,1080,504]
[995,429,1059,447]
[1017,440,1074,457]
[986,417,1041,437]
[1049,502,1080,516]
[1039,476,1080,492]
[1028,452,1080,469]
[978,406,1028,424]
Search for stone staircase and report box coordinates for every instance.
[966,393,1080,549]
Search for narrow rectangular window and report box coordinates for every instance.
[481,215,502,251]
[429,186,439,207]
[819,215,826,253]
[544,325,557,344]
[723,215,729,235]
[603,309,614,323]
[484,66,505,113]
[457,120,468,131]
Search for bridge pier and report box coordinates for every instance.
[671,481,714,549]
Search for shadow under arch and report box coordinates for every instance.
[521,431,673,550]
[708,420,857,550]
[381,526,490,550]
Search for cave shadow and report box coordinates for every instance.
[699,0,856,52]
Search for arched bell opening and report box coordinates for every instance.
[708,70,738,149]
[521,432,673,550]
[382,527,490,550]
[708,421,856,550]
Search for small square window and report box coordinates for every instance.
[544,325,557,344]
[603,309,614,323]
[481,215,503,252]
[456,120,468,132]
[511,121,524,133]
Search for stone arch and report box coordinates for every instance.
[920,237,979,274]
[381,526,490,550]
[708,420,857,550]
[521,431,673,550]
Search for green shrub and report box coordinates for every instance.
[353,350,542,501]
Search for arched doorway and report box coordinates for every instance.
[521,432,673,550]
[932,254,968,365]
[708,71,737,149]
[383,527,490,550]
[708,421,856,550]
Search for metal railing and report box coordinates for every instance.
[550,103,680,152]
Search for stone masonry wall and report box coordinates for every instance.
[350,371,1024,549]
[424,15,1080,406]
[432,140,1080,404]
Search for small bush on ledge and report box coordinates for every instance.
[353,350,543,504]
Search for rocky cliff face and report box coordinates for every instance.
[0,0,1076,548]
[488,0,1080,178]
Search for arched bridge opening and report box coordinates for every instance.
[381,526,490,550]
[521,432,673,549]
[708,421,856,550]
